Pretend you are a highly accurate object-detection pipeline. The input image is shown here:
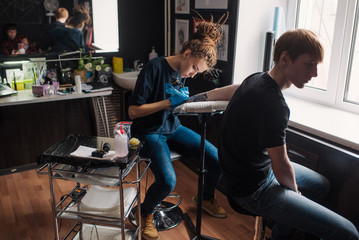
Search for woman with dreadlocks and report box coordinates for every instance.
[128,12,229,240]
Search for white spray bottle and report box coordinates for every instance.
[149,46,158,61]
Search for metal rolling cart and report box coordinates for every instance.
[38,134,150,240]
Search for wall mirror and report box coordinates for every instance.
[0,0,119,58]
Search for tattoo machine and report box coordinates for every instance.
[91,142,111,158]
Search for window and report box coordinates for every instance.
[92,0,119,52]
[345,3,359,104]
[286,0,359,113]
[296,0,338,91]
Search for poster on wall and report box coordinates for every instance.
[217,24,229,61]
[175,0,190,14]
[175,19,189,53]
[195,0,228,9]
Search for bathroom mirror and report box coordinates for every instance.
[0,0,119,57]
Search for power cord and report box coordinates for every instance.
[71,223,99,239]
[89,224,99,240]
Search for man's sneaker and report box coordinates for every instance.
[134,208,160,240]
[192,195,227,218]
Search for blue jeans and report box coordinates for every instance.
[138,125,221,215]
[233,162,359,240]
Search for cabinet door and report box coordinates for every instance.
[287,143,319,171]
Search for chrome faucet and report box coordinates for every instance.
[134,60,143,71]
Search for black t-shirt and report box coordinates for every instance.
[48,21,66,33]
[219,72,289,197]
[41,21,66,51]
[128,57,181,135]
[50,27,85,53]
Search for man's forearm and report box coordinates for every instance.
[267,145,299,192]
[273,160,298,192]
[186,84,240,102]
[186,92,208,102]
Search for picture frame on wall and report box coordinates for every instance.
[217,24,229,61]
[175,0,190,14]
[175,19,189,53]
[195,0,228,9]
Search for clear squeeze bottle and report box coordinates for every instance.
[47,80,55,95]
[114,129,128,161]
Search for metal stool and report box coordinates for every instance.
[129,150,184,230]
[227,195,266,240]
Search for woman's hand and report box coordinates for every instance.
[165,83,189,107]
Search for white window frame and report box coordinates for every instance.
[284,0,359,114]
[336,0,359,113]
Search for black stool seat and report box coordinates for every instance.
[227,195,266,240]
[227,195,258,216]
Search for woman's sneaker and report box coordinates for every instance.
[192,195,227,218]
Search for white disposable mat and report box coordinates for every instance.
[81,186,136,212]
[56,165,121,187]
[70,145,116,160]
[72,223,135,240]
[173,101,229,114]
[63,187,137,219]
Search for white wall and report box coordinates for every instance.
[233,0,289,84]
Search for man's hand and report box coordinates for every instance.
[165,82,189,107]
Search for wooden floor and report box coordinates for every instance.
[0,161,264,240]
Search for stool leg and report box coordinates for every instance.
[261,218,266,239]
[254,216,264,240]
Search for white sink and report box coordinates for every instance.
[113,71,140,90]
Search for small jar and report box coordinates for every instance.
[60,68,74,85]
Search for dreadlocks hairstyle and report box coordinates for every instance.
[180,10,229,68]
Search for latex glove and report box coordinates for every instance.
[166,83,189,107]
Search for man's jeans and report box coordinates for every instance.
[138,125,221,215]
[233,162,359,240]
